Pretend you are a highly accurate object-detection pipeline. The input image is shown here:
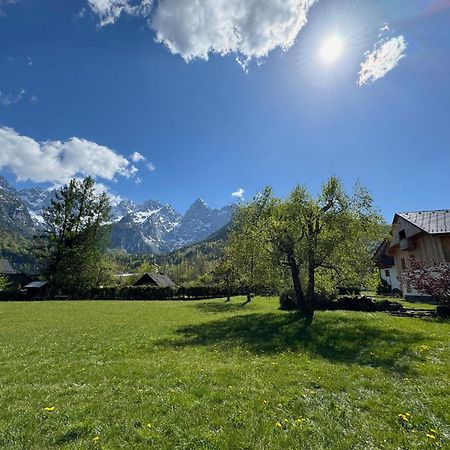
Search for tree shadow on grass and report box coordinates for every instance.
[160,313,429,374]
[193,301,251,314]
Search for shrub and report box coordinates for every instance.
[315,296,404,312]
[279,289,297,311]
[337,286,362,296]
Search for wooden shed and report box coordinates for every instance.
[133,273,176,288]
[24,281,52,300]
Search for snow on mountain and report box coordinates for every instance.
[18,188,54,227]
[1,178,235,254]
[0,176,35,236]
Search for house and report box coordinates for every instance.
[0,258,16,275]
[133,272,176,288]
[24,281,52,299]
[382,210,450,299]
[372,241,402,295]
[0,258,32,290]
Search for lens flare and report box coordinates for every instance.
[320,35,344,63]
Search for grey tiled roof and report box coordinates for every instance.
[398,210,450,234]
[0,259,16,274]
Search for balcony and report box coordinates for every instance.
[400,238,414,251]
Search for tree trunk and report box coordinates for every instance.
[305,260,315,323]
[225,286,231,302]
[287,252,305,312]
[241,290,252,306]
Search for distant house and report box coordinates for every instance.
[24,281,52,299]
[133,273,176,288]
[0,258,16,275]
[376,210,450,298]
[0,258,32,290]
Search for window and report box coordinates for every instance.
[385,269,390,277]
[399,230,406,240]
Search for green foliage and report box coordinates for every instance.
[226,177,388,319]
[38,177,111,294]
[0,275,7,290]
[0,298,448,449]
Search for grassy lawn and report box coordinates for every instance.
[0,297,449,449]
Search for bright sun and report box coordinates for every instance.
[320,35,344,64]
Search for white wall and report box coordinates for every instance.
[380,266,401,291]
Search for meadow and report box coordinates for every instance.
[0,297,448,449]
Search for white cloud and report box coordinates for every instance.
[151,0,316,63]
[131,151,146,162]
[87,0,316,67]
[0,88,26,106]
[87,0,152,26]
[0,126,136,184]
[146,162,155,172]
[231,188,245,200]
[358,35,407,86]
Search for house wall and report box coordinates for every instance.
[379,265,401,291]
[390,232,448,297]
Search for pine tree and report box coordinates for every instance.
[39,177,111,295]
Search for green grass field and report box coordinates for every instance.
[0,297,449,449]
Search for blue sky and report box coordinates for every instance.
[0,0,449,219]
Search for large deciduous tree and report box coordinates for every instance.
[39,176,111,295]
[226,177,386,321]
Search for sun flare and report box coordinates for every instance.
[320,35,344,63]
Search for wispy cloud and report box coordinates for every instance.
[358,33,407,86]
[0,0,18,16]
[86,0,152,26]
[146,162,155,172]
[0,126,137,184]
[0,87,26,106]
[231,188,245,200]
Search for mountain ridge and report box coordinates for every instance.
[0,176,235,255]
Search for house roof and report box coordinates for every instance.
[25,281,49,288]
[134,272,176,288]
[397,210,450,234]
[0,259,16,275]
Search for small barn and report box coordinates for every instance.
[0,258,32,291]
[133,272,176,288]
[0,258,16,275]
[24,281,52,300]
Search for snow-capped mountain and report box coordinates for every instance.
[109,198,234,253]
[0,177,235,254]
[18,187,54,226]
[0,176,35,236]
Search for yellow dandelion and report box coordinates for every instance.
[426,433,436,440]
[275,421,282,428]
[92,436,100,444]
[43,406,56,412]
[284,418,289,423]
[146,423,152,429]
